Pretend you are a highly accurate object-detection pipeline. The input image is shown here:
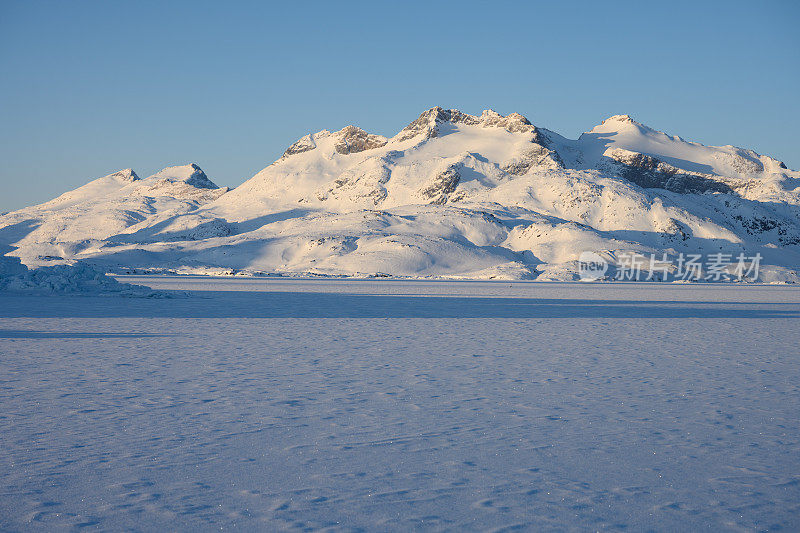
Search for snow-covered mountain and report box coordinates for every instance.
[0,164,226,264]
[2,108,800,281]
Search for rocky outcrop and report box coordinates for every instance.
[478,110,537,134]
[283,127,388,159]
[181,164,219,190]
[316,157,392,206]
[333,126,388,155]
[502,144,563,175]
[112,169,139,182]
[420,165,461,204]
[606,148,737,194]
[283,134,317,157]
[394,107,541,142]
[394,107,460,142]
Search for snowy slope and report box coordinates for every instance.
[1,108,799,281]
[0,164,227,264]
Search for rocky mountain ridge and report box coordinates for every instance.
[2,107,798,281]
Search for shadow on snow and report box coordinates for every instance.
[0,330,176,339]
[1,291,799,319]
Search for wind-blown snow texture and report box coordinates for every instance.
[2,110,800,281]
[1,279,799,530]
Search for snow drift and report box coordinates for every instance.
[0,253,152,295]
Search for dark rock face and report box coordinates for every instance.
[112,169,139,182]
[284,127,388,159]
[501,144,563,175]
[395,107,539,142]
[737,214,779,234]
[657,217,691,242]
[403,107,481,129]
[394,107,451,142]
[420,166,461,204]
[320,164,392,206]
[283,134,316,157]
[184,164,219,190]
[480,111,536,134]
[727,147,764,174]
[606,148,735,194]
[334,126,388,155]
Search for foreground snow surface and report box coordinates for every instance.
[5,108,800,281]
[1,279,799,531]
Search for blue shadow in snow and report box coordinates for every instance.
[0,291,798,319]
[0,330,177,339]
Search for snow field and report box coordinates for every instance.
[1,279,799,530]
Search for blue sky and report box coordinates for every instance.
[1,0,798,212]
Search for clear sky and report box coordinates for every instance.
[1,0,798,212]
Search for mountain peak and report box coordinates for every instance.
[395,107,536,142]
[393,107,464,141]
[333,126,388,155]
[150,164,219,189]
[110,168,139,182]
[602,114,636,125]
[479,109,535,133]
[586,114,656,137]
